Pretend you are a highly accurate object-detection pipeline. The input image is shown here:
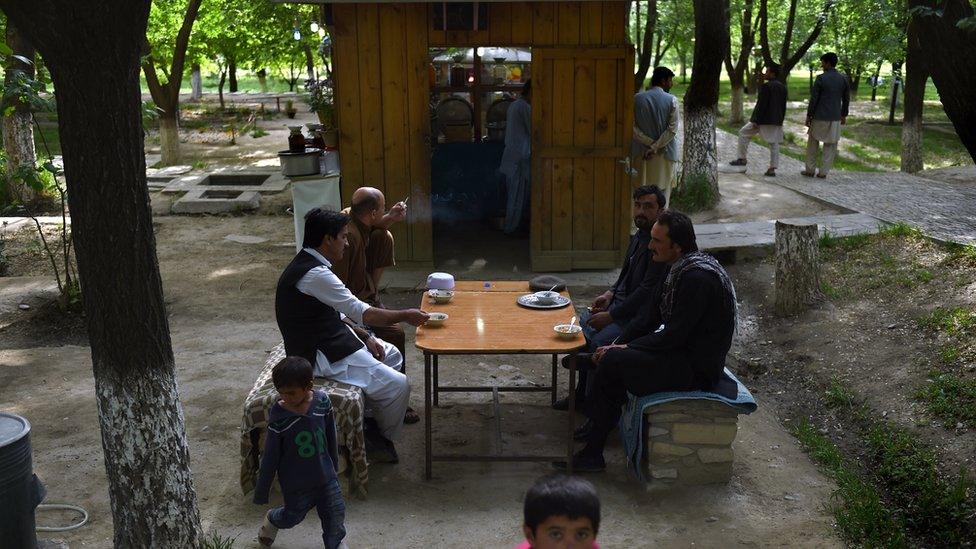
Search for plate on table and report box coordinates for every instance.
[516,293,572,309]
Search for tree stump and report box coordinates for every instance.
[774,221,822,316]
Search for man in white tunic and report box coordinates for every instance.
[275,208,429,461]
[632,67,680,203]
[729,63,787,176]
[499,79,532,234]
[804,52,850,178]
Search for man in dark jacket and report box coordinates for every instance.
[554,211,737,472]
[803,52,850,179]
[553,185,669,410]
[729,63,787,176]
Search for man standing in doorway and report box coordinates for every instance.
[804,52,850,179]
[499,78,531,235]
[729,63,787,176]
[632,67,680,203]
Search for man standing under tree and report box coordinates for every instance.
[632,67,680,203]
[803,52,849,179]
[729,63,787,176]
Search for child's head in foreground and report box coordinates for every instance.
[523,473,600,549]
[272,356,314,408]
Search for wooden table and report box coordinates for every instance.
[415,281,585,479]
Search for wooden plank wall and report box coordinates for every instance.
[333,1,630,266]
[532,46,633,271]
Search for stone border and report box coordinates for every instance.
[161,169,289,195]
[171,189,261,214]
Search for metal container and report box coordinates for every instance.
[278,148,322,177]
[0,413,45,548]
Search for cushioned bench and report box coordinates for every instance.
[239,343,369,498]
[620,368,757,485]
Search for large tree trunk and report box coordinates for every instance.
[902,19,926,174]
[729,82,745,124]
[888,60,902,125]
[870,61,882,101]
[228,56,238,93]
[634,0,659,92]
[2,22,38,205]
[774,221,822,316]
[0,1,203,546]
[190,63,202,101]
[303,42,316,82]
[908,0,976,163]
[257,69,268,93]
[218,69,227,110]
[682,0,729,207]
[159,113,181,166]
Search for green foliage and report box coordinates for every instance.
[792,418,909,547]
[250,128,269,138]
[879,222,924,240]
[818,229,871,251]
[866,426,976,546]
[825,379,857,408]
[670,171,715,212]
[917,307,976,335]
[1,69,56,116]
[200,530,237,549]
[916,372,976,429]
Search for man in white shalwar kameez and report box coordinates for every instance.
[632,67,680,203]
[804,52,850,179]
[499,79,532,234]
[729,63,788,176]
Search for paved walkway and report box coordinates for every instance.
[716,129,976,245]
[697,213,881,254]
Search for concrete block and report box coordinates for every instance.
[697,447,734,463]
[647,426,670,438]
[163,169,289,195]
[171,189,260,214]
[651,467,678,480]
[671,423,738,446]
[650,442,694,457]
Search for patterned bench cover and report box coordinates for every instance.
[239,342,368,498]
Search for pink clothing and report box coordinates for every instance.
[515,542,600,549]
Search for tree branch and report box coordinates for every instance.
[167,0,203,106]
[786,0,834,70]
[758,0,775,67]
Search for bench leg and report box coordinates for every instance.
[425,352,432,480]
[551,354,558,405]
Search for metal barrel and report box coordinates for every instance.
[0,412,45,549]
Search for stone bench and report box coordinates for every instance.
[643,400,741,485]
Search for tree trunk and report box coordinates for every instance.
[850,68,862,99]
[159,113,181,166]
[218,69,226,110]
[759,0,832,85]
[190,63,202,101]
[679,49,688,83]
[634,0,659,92]
[2,22,38,204]
[902,20,926,174]
[870,61,881,101]
[681,0,729,207]
[257,70,268,93]
[908,0,976,163]
[774,221,822,316]
[0,1,203,546]
[729,82,745,124]
[228,57,238,93]
[303,42,316,82]
[888,60,902,125]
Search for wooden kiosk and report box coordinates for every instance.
[323,1,635,271]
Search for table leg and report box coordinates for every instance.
[433,354,439,407]
[425,352,432,480]
[551,354,558,405]
[567,355,576,475]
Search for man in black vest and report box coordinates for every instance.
[553,185,669,411]
[555,211,737,472]
[276,208,428,462]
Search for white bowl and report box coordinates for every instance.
[553,324,582,339]
[428,289,454,304]
[426,312,449,327]
[533,291,559,305]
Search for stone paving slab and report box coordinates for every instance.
[697,213,882,253]
[162,169,288,195]
[0,216,70,234]
[716,129,976,245]
[171,189,261,214]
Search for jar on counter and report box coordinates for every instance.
[287,126,306,153]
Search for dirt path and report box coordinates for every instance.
[0,214,843,548]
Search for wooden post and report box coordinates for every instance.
[774,221,822,316]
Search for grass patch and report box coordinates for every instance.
[824,379,857,408]
[670,172,716,212]
[819,229,871,252]
[250,128,270,138]
[866,425,976,546]
[200,530,237,549]
[821,280,842,300]
[943,242,976,268]
[917,372,976,429]
[917,307,976,335]
[792,418,908,546]
[879,222,924,240]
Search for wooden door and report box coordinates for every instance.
[530,46,635,271]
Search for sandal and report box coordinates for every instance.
[816,173,827,179]
[764,168,776,177]
[404,406,421,424]
[729,159,747,166]
[258,512,278,546]
[800,170,815,177]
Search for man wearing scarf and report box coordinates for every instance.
[555,210,737,472]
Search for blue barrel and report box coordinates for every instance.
[0,412,46,548]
